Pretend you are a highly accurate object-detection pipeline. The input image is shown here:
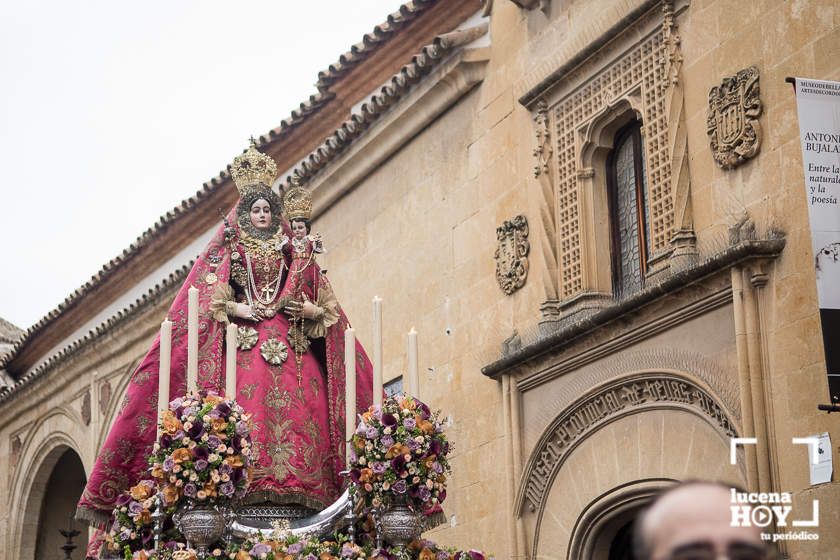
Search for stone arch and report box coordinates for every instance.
[517,371,745,559]
[98,357,143,449]
[8,418,86,560]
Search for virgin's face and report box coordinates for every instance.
[291,220,308,240]
[250,199,272,230]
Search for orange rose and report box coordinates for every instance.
[359,468,373,482]
[386,443,410,459]
[171,448,191,464]
[235,551,251,560]
[352,434,366,450]
[319,553,335,560]
[160,485,179,505]
[150,465,164,479]
[418,419,434,434]
[136,510,152,525]
[224,455,243,468]
[203,394,223,406]
[129,482,153,501]
[134,551,150,560]
[162,410,182,434]
[362,410,373,422]
[210,417,228,433]
[418,548,435,560]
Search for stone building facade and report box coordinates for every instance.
[2,1,839,558]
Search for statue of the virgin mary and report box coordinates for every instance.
[77,142,374,535]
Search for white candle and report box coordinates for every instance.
[187,286,199,394]
[372,296,383,407]
[345,327,356,465]
[225,323,237,400]
[408,327,419,397]
[158,319,172,437]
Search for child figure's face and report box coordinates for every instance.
[291,220,308,240]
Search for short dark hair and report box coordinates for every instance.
[290,218,311,234]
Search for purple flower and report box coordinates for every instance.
[381,435,394,448]
[140,527,153,545]
[417,486,431,502]
[182,406,196,418]
[214,401,231,416]
[249,543,271,556]
[220,482,235,496]
[304,554,318,560]
[207,435,221,449]
[169,397,184,410]
[391,454,406,473]
[355,421,368,435]
[119,528,131,541]
[402,417,416,429]
[366,426,379,439]
[341,543,356,558]
[194,459,209,472]
[429,439,441,457]
[432,461,443,474]
[372,461,386,474]
[437,552,449,560]
[116,494,131,506]
[349,469,361,483]
[128,501,142,515]
[348,448,357,463]
[173,430,185,440]
[183,483,197,498]
[416,401,431,419]
[219,462,232,475]
[286,542,303,554]
[392,479,407,494]
[407,438,420,451]
[159,434,172,449]
[236,421,249,436]
[162,457,175,472]
[381,413,397,427]
[468,551,485,560]
[187,421,205,439]
[192,446,209,461]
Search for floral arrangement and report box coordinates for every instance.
[348,395,450,514]
[149,391,254,508]
[105,480,159,558]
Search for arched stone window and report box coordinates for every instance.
[607,121,650,295]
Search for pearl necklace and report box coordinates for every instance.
[245,252,285,306]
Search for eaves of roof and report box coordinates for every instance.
[2,1,480,378]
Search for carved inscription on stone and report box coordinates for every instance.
[521,374,737,513]
[707,66,762,169]
[495,215,530,295]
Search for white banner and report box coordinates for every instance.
[794,78,840,310]
[794,78,840,403]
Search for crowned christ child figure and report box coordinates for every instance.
[278,181,338,377]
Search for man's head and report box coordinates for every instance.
[634,481,771,560]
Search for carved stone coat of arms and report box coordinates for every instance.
[706,66,762,169]
[495,215,530,295]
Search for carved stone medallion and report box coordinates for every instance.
[81,390,91,426]
[706,66,762,169]
[495,215,530,295]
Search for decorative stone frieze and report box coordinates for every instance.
[495,215,530,295]
[706,66,762,170]
[519,373,737,514]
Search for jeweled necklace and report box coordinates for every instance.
[245,252,285,306]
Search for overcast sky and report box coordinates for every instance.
[0,1,405,329]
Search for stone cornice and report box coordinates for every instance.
[304,42,490,217]
[482,237,786,379]
[0,264,189,408]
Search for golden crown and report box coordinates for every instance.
[230,139,278,195]
[283,176,312,221]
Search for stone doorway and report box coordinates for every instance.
[33,448,86,559]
